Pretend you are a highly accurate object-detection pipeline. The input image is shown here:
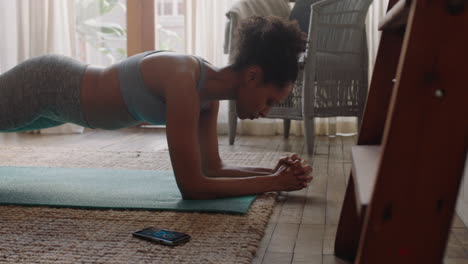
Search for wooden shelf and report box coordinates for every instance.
[351,145,381,216]
[335,1,468,262]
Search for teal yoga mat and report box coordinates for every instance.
[0,166,257,214]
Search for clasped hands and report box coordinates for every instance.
[273,153,313,192]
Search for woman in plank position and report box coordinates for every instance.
[0,16,312,199]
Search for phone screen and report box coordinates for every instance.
[133,227,191,246]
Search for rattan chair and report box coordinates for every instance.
[228,0,373,154]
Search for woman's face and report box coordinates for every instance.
[236,68,293,120]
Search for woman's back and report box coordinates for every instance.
[81,51,204,130]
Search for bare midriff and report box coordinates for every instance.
[80,64,139,130]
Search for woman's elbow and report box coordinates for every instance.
[176,175,218,199]
[202,165,222,178]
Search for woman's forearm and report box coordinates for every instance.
[182,174,278,200]
[206,164,274,178]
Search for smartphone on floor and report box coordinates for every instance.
[132,227,191,246]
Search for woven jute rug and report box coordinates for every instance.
[0,146,288,264]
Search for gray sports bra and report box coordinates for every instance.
[117,50,207,125]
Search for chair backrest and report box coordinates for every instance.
[302,0,373,117]
[269,0,373,119]
[308,0,372,56]
[289,0,323,34]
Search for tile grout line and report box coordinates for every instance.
[261,191,289,264]
[322,136,332,264]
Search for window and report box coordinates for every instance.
[157,0,184,16]
[76,0,187,61]
[157,0,185,53]
[75,0,127,66]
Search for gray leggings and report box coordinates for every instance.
[0,55,91,132]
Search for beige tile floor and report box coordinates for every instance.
[1,128,467,264]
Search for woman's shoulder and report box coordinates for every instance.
[139,51,200,90]
[139,51,209,106]
[141,51,198,70]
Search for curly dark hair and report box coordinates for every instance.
[231,16,306,88]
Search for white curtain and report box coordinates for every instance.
[0,1,20,72]
[366,0,390,80]
[185,0,237,134]
[185,0,389,137]
[0,0,84,134]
